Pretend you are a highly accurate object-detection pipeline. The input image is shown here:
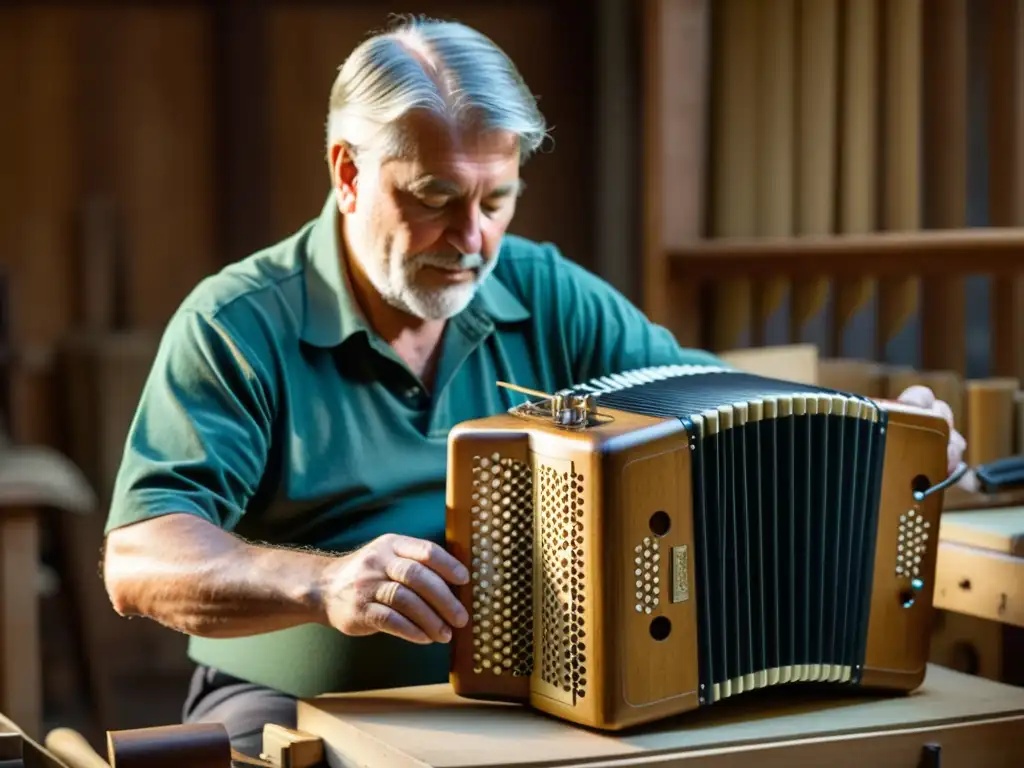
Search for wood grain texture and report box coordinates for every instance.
[861,403,950,689]
[790,0,837,340]
[817,359,887,399]
[446,389,950,730]
[940,508,1024,558]
[877,0,922,355]
[920,0,968,375]
[670,228,1024,279]
[986,0,1024,383]
[933,542,1024,630]
[708,0,758,350]
[0,5,78,444]
[833,0,878,356]
[446,409,698,729]
[965,378,1019,466]
[752,0,793,343]
[78,5,217,330]
[297,665,1024,768]
[641,0,707,348]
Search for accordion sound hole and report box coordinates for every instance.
[911,474,930,495]
[648,510,671,537]
[649,616,672,641]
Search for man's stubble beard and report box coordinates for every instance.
[365,241,499,321]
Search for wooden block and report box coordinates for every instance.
[934,508,1024,629]
[933,541,1024,628]
[260,724,323,768]
[939,508,1024,557]
[818,358,886,397]
[885,367,964,426]
[718,343,818,384]
[965,378,1019,465]
[296,667,1024,767]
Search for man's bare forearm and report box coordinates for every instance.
[103,512,340,638]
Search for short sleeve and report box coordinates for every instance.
[547,245,726,381]
[105,308,276,535]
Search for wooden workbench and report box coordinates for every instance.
[296,664,1024,767]
[934,507,1024,628]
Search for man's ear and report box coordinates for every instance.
[329,142,359,214]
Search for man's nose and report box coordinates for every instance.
[447,204,483,255]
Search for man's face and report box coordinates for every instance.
[333,110,523,321]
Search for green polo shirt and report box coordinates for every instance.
[105,194,724,698]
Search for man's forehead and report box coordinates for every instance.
[388,148,521,195]
[385,111,520,182]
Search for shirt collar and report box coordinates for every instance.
[300,193,531,349]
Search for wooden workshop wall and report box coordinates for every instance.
[0,0,597,732]
[645,0,1022,383]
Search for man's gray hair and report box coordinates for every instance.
[326,16,549,164]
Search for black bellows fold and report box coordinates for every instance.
[569,370,888,703]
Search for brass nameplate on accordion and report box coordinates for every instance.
[445,365,952,730]
[672,545,689,604]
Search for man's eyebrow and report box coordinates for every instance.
[407,177,526,198]
[490,180,526,198]
[408,176,462,195]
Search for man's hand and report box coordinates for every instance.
[896,385,968,479]
[103,516,472,644]
[320,533,470,645]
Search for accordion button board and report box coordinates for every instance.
[446,365,954,730]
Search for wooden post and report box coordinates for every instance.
[0,509,40,739]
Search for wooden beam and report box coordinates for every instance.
[671,229,1024,279]
[0,511,40,739]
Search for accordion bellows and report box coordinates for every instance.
[445,365,952,730]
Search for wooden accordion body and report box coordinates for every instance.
[445,365,952,730]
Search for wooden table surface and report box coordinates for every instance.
[296,664,1024,767]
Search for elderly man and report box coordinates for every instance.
[101,17,967,758]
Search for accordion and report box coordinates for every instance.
[444,365,957,730]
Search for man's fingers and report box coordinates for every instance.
[899,385,935,409]
[948,428,967,473]
[374,580,452,643]
[363,601,433,645]
[391,535,469,585]
[386,556,469,630]
[933,400,955,430]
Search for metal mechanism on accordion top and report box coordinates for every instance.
[497,380,604,429]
